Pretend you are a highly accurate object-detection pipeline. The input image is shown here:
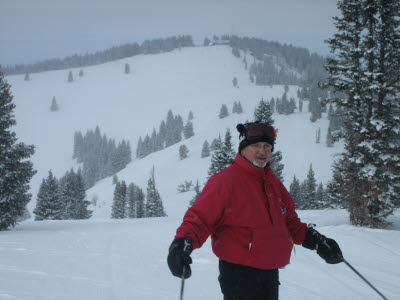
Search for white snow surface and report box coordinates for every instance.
[1,46,399,299]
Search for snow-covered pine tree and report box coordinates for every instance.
[50,96,59,112]
[62,169,91,219]
[210,138,219,151]
[0,73,36,230]
[303,164,317,209]
[326,126,334,147]
[79,69,84,77]
[127,183,136,218]
[111,181,126,219]
[237,101,243,114]
[189,180,202,207]
[315,183,325,209]
[207,130,236,178]
[124,63,130,74]
[269,150,284,182]
[145,167,167,217]
[68,71,73,83]
[254,98,284,181]
[233,77,238,88]
[183,120,194,139]
[24,73,30,81]
[270,98,275,113]
[33,171,63,220]
[316,128,321,144]
[207,136,224,178]
[232,101,238,113]
[289,175,303,209]
[221,129,236,165]
[299,99,303,113]
[135,186,145,218]
[179,144,189,160]
[323,0,400,226]
[254,98,274,124]
[188,110,194,120]
[219,104,229,119]
[201,140,210,158]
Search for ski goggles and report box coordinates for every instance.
[237,122,277,141]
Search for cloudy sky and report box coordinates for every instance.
[0,0,339,66]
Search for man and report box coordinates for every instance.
[167,122,343,300]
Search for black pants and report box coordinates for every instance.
[218,260,279,300]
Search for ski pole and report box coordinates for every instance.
[180,265,186,300]
[307,225,389,299]
[342,258,389,300]
[180,239,191,300]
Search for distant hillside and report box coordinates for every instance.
[1,35,195,76]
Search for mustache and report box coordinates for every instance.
[256,155,267,159]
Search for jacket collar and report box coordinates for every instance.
[233,153,270,179]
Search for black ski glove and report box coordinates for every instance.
[302,226,343,264]
[167,237,193,279]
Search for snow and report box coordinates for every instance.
[1,45,399,299]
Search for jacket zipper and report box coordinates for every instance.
[262,174,274,225]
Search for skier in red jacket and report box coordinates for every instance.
[168,122,343,300]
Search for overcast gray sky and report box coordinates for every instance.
[0,0,339,66]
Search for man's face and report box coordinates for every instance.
[241,142,272,168]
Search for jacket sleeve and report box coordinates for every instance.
[279,181,307,245]
[175,175,226,249]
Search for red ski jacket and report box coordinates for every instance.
[176,154,307,270]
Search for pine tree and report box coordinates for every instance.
[237,101,243,114]
[201,140,210,158]
[233,77,238,88]
[50,96,59,112]
[60,169,91,220]
[326,126,334,147]
[24,73,30,81]
[189,180,202,207]
[221,129,236,165]
[145,167,167,217]
[207,130,236,178]
[127,183,136,218]
[124,63,130,74]
[289,175,302,209]
[33,171,63,220]
[254,98,274,124]
[183,120,194,139]
[135,186,145,218]
[303,164,317,209]
[79,69,84,77]
[0,73,36,230]
[323,0,400,226]
[316,128,321,144]
[111,181,126,219]
[269,151,284,182]
[188,110,194,120]
[219,104,229,119]
[210,138,219,151]
[315,183,325,209]
[179,144,189,160]
[68,71,73,83]
[207,136,224,178]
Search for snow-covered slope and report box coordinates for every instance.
[6,45,342,217]
[2,45,399,300]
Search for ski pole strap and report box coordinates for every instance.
[343,259,389,300]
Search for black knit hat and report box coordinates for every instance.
[236,122,277,152]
